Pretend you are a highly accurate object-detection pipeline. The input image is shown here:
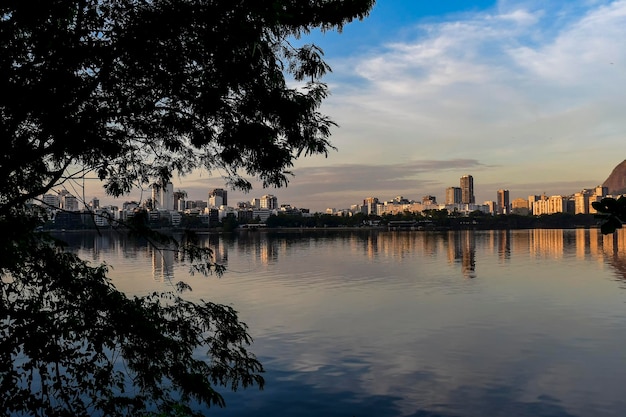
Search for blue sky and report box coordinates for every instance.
[104,0,626,211]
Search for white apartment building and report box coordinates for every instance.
[260,194,278,210]
[152,182,174,211]
[533,195,566,215]
[574,192,590,214]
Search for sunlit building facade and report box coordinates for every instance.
[574,191,591,214]
[260,194,278,210]
[511,198,529,215]
[445,187,462,205]
[460,175,475,204]
[496,189,509,215]
[533,195,566,215]
[363,197,379,215]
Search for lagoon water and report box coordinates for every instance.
[62,229,626,417]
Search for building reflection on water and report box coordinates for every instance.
[62,228,626,282]
[150,246,175,282]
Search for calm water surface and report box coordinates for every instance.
[62,229,626,417]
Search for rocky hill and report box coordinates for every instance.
[603,159,626,195]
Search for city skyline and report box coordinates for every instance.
[78,0,626,212]
[72,172,611,216]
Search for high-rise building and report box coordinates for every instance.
[363,197,379,215]
[528,195,541,214]
[173,191,186,211]
[152,181,174,210]
[460,175,475,204]
[589,194,603,214]
[42,193,61,209]
[260,194,278,210]
[496,189,509,215]
[208,188,228,207]
[62,194,79,212]
[595,185,608,197]
[574,191,591,214]
[445,187,462,205]
[176,198,186,212]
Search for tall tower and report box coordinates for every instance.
[208,188,228,207]
[496,189,510,215]
[445,187,462,205]
[151,181,174,210]
[161,182,173,210]
[460,175,475,204]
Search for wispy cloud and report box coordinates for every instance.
[175,159,488,210]
[510,1,626,86]
[273,159,487,208]
[314,0,626,208]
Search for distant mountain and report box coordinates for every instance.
[603,159,626,195]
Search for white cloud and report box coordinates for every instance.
[317,0,626,208]
[496,8,541,25]
[510,0,626,85]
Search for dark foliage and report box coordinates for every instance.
[261,211,597,231]
[592,196,626,234]
[1,211,262,416]
[1,0,373,203]
[0,1,375,415]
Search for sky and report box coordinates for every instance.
[98,0,626,212]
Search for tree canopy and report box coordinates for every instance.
[1,0,373,205]
[0,0,374,415]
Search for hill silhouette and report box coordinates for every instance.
[603,159,626,195]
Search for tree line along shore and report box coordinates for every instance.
[44,209,601,232]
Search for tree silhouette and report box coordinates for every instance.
[0,1,374,415]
